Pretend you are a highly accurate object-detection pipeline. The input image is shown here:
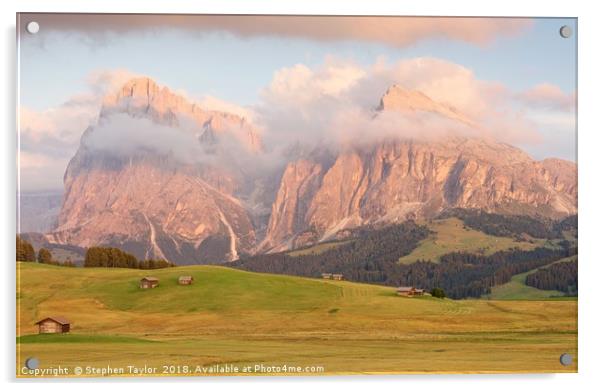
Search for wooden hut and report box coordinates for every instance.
[35,316,70,334]
[321,273,333,279]
[331,274,344,281]
[139,277,159,289]
[178,276,194,285]
[396,286,425,297]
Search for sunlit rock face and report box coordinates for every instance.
[50,78,577,262]
[261,85,576,252]
[261,137,576,252]
[51,77,259,264]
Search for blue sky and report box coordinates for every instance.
[20,18,576,109]
[17,15,577,191]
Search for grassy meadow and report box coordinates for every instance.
[486,256,577,300]
[398,218,545,264]
[17,262,577,377]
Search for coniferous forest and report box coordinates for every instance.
[231,218,577,299]
[84,246,175,269]
[525,259,578,294]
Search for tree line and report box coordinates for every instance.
[17,235,175,269]
[232,220,431,281]
[16,235,75,267]
[84,246,175,269]
[403,246,576,298]
[525,259,577,294]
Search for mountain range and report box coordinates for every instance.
[40,77,576,264]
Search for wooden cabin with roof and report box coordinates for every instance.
[178,275,194,285]
[35,316,70,334]
[139,276,159,289]
[396,286,425,297]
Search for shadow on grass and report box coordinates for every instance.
[17,333,161,344]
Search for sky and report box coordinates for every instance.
[17,14,577,192]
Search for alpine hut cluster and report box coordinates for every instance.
[139,276,195,289]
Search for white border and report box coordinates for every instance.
[2,0,601,390]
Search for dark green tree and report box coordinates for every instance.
[37,248,53,264]
[84,246,174,269]
[16,235,35,262]
[431,287,446,299]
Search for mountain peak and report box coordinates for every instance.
[377,84,477,127]
[379,84,430,106]
[98,77,262,152]
[102,76,187,114]
[118,77,160,99]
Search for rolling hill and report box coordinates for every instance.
[398,218,545,264]
[17,262,577,376]
[232,216,575,299]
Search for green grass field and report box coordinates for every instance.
[17,262,577,377]
[486,256,577,300]
[399,218,544,264]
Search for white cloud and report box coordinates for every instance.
[19,68,266,191]
[518,83,575,112]
[20,59,577,191]
[84,113,203,162]
[20,98,97,145]
[256,57,548,150]
[196,95,256,122]
[18,69,142,191]
[18,151,71,192]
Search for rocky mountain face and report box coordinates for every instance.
[377,84,477,127]
[49,78,260,264]
[48,78,577,262]
[260,139,577,251]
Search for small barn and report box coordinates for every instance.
[35,316,70,334]
[140,277,159,289]
[178,276,194,285]
[396,286,425,297]
[321,273,333,279]
[331,274,344,281]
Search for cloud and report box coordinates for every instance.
[195,95,257,122]
[84,113,204,161]
[20,98,96,145]
[82,113,270,178]
[19,14,532,48]
[19,150,55,170]
[19,67,264,192]
[20,57,577,192]
[18,151,71,192]
[19,69,142,191]
[85,69,141,98]
[20,69,141,146]
[256,57,544,150]
[518,83,575,112]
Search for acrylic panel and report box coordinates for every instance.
[16,13,577,377]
